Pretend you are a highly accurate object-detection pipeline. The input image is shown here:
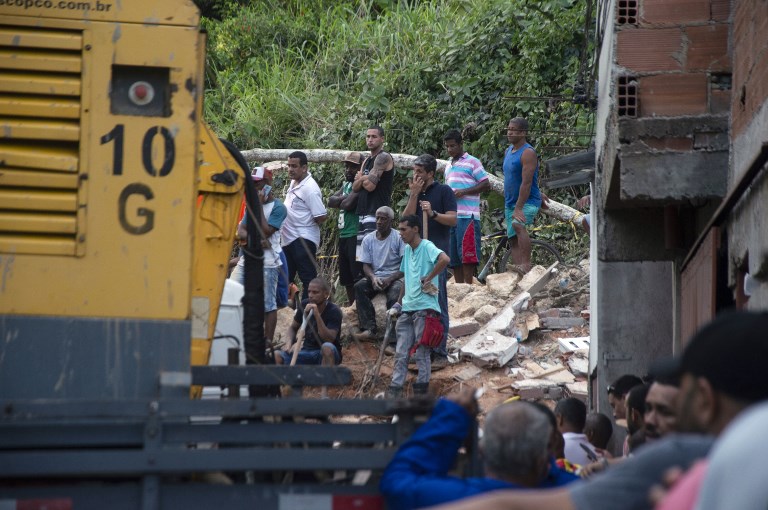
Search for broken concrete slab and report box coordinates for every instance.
[539,308,575,319]
[519,361,574,384]
[567,355,589,377]
[447,281,474,301]
[557,336,591,352]
[460,332,519,367]
[511,292,531,313]
[485,271,522,299]
[541,317,586,330]
[449,318,480,338]
[542,368,576,384]
[453,364,483,382]
[514,312,540,341]
[473,304,498,323]
[455,291,498,318]
[486,306,516,336]
[512,379,564,400]
[518,263,559,296]
[566,381,589,401]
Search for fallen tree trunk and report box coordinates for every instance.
[241,148,584,224]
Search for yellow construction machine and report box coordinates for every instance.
[0,3,438,508]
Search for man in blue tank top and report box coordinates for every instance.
[502,117,542,274]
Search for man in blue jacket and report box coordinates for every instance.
[380,387,578,510]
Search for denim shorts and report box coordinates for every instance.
[264,266,279,312]
[277,343,341,365]
[505,204,539,238]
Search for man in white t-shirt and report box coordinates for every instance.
[281,151,327,301]
[555,397,598,468]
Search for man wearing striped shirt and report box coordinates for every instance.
[443,129,490,285]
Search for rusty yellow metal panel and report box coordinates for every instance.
[0,143,79,172]
[0,95,81,119]
[0,48,82,73]
[0,26,82,50]
[190,123,244,370]
[0,189,77,212]
[0,168,79,189]
[0,211,77,234]
[1,118,80,141]
[0,235,75,256]
[0,16,205,320]
[0,1,200,27]
[0,73,81,96]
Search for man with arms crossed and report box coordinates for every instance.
[354,126,395,259]
[328,151,363,305]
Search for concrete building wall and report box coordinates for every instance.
[592,259,674,416]
[726,0,768,309]
[610,0,732,204]
[590,0,735,412]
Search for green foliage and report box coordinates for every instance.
[202,0,596,276]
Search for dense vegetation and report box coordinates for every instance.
[200,0,595,284]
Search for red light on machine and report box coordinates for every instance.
[128,80,155,106]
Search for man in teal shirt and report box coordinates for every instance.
[387,214,449,397]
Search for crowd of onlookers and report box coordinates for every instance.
[231,119,545,395]
[381,310,768,510]
[229,122,768,510]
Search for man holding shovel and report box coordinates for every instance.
[387,214,450,397]
[275,277,342,367]
[402,154,457,369]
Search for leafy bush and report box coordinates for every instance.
[202,0,595,283]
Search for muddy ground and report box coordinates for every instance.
[273,260,591,420]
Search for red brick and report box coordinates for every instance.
[641,0,710,24]
[710,0,730,20]
[686,25,731,72]
[617,28,683,72]
[730,0,768,135]
[639,74,709,116]
[642,137,694,151]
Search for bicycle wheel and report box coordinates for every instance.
[499,238,563,273]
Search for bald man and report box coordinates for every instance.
[353,205,405,343]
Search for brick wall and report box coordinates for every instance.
[731,0,768,136]
[615,0,731,118]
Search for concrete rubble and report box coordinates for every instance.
[460,332,519,367]
[450,262,592,402]
[322,259,592,407]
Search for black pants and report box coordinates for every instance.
[283,238,317,301]
[354,277,403,335]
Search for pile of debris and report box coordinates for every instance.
[324,259,592,407]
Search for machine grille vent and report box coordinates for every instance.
[0,25,84,256]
